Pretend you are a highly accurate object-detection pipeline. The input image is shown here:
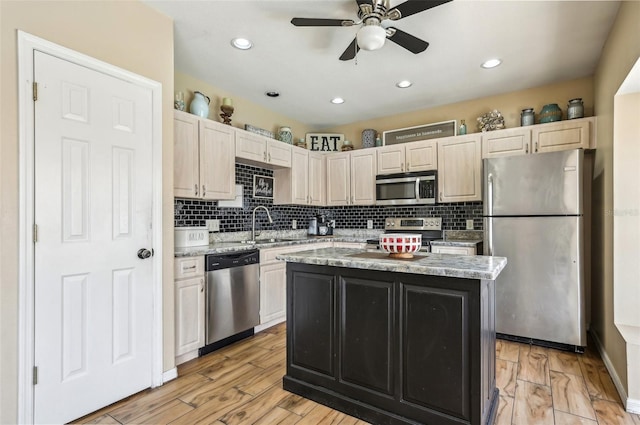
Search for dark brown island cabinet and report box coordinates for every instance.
[280,252,506,425]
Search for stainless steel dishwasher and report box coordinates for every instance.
[204,249,260,349]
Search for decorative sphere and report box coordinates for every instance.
[357,25,386,51]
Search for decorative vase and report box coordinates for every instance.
[521,108,535,126]
[278,126,293,144]
[361,129,376,148]
[458,120,467,135]
[538,103,562,123]
[189,91,210,118]
[567,98,584,119]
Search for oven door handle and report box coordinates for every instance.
[414,177,421,202]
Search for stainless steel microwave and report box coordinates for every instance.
[375,171,437,205]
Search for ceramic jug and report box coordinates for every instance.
[538,103,562,124]
[190,91,210,118]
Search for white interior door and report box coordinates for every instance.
[33,50,154,424]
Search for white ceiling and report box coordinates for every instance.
[144,0,621,128]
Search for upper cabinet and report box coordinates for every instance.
[482,117,595,159]
[437,135,482,203]
[274,146,325,206]
[174,110,235,200]
[326,150,376,206]
[236,130,292,168]
[376,140,437,175]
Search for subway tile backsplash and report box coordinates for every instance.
[175,163,483,231]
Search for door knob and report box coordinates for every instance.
[137,248,152,259]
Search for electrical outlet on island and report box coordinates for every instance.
[466,219,474,230]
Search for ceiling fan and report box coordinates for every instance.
[291,0,452,61]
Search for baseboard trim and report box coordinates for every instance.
[590,331,631,411]
[627,398,640,414]
[254,317,285,333]
[162,368,178,384]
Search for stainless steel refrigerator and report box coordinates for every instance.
[483,149,586,349]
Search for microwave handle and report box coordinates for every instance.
[415,177,421,201]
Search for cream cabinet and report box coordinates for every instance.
[173,110,235,200]
[235,130,292,168]
[274,147,325,206]
[482,117,595,158]
[376,140,437,175]
[437,135,482,203]
[326,151,376,206]
[259,243,332,326]
[174,256,205,363]
[431,246,477,255]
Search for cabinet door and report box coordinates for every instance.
[437,135,482,203]
[482,127,532,158]
[350,150,377,205]
[431,246,476,255]
[173,111,200,198]
[175,276,205,356]
[199,120,235,200]
[326,152,351,206]
[260,263,287,324]
[533,118,591,153]
[235,130,266,163]
[376,145,405,174]
[291,148,309,204]
[267,139,292,168]
[406,140,437,172]
[308,151,326,206]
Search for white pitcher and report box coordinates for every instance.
[189,91,210,118]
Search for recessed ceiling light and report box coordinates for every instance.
[265,91,280,98]
[396,80,412,88]
[481,58,502,69]
[231,38,253,50]
[331,97,345,104]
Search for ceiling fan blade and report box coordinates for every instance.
[389,0,452,20]
[387,27,429,54]
[339,38,360,61]
[291,18,354,27]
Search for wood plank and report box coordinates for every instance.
[550,371,596,420]
[518,349,550,386]
[278,393,318,417]
[578,356,620,402]
[252,406,302,425]
[553,410,598,425]
[592,399,638,425]
[236,362,287,396]
[512,380,554,425]
[494,394,514,425]
[122,399,194,425]
[169,387,253,425]
[217,383,291,425]
[548,350,582,376]
[496,339,520,362]
[496,358,517,397]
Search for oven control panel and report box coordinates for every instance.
[385,217,442,231]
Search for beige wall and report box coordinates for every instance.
[175,71,316,143]
[593,0,640,399]
[0,1,175,423]
[324,77,593,148]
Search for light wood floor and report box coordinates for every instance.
[75,324,640,425]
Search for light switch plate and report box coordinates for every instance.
[292,220,297,230]
[206,219,220,232]
[466,219,474,230]
[367,219,373,229]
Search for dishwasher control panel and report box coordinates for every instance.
[206,249,259,271]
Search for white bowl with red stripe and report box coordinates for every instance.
[379,233,422,257]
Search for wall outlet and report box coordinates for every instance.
[292,219,297,230]
[367,219,374,229]
[466,219,474,230]
[206,219,220,232]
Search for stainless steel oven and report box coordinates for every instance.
[375,171,437,205]
[366,217,443,252]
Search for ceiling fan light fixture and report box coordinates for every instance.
[331,97,345,104]
[481,58,502,69]
[396,80,412,88]
[231,38,253,50]
[356,25,386,51]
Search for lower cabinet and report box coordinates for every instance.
[284,263,497,425]
[174,256,205,364]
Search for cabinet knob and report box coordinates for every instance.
[525,143,529,154]
[194,184,199,196]
[535,142,538,152]
[439,192,443,202]
[200,278,204,292]
[264,151,267,161]
[202,185,206,196]
[269,153,272,162]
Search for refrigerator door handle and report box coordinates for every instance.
[487,173,494,256]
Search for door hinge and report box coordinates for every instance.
[33,224,38,243]
[33,366,38,385]
[33,82,38,101]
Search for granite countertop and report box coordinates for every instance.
[277,248,507,281]
[174,229,383,257]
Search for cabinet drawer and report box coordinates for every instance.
[431,246,476,256]
[174,256,204,279]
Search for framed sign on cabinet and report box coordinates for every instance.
[383,120,456,145]
[253,175,274,199]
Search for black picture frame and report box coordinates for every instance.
[253,175,274,199]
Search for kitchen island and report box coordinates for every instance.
[277,248,507,425]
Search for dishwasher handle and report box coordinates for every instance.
[206,250,260,271]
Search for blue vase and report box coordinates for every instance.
[538,104,562,123]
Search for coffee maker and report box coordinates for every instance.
[308,214,334,236]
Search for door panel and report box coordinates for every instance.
[34,51,154,424]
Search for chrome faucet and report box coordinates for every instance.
[251,206,273,242]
